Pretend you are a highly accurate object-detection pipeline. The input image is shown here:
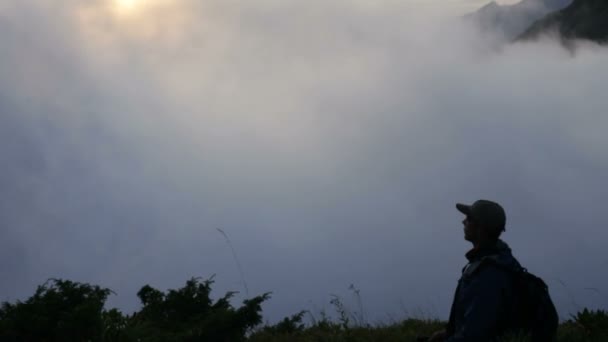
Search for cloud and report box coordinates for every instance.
[1,0,607,321]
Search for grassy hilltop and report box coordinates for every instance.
[1,278,607,341]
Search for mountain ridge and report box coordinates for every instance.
[466,0,573,40]
[518,0,608,44]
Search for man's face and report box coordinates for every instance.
[463,215,479,243]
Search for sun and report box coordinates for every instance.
[111,0,173,17]
[114,0,141,13]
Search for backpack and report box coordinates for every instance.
[482,256,559,342]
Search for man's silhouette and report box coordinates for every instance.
[428,200,522,342]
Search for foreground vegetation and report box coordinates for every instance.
[0,278,606,341]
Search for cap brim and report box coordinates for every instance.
[456,203,472,215]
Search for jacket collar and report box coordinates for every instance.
[465,239,510,262]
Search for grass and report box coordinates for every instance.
[248,295,608,342]
[249,315,608,341]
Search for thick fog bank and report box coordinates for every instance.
[1,0,607,322]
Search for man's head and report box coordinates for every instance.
[456,200,506,244]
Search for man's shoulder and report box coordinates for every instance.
[462,255,520,280]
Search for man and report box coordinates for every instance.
[428,200,522,342]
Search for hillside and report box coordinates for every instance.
[1,278,608,341]
[518,0,608,43]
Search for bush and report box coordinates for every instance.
[0,277,270,342]
[0,279,112,341]
[126,277,270,341]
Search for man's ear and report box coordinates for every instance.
[486,225,501,239]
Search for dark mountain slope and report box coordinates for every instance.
[466,0,572,40]
[518,0,608,43]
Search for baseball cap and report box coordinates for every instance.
[456,199,506,232]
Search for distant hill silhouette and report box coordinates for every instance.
[466,0,572,40]
[518,0,608,43]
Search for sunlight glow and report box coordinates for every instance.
[114,0,141,14]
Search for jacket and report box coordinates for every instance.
[446,239,522,342]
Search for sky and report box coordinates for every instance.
[1,0,608,324]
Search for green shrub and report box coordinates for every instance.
[124,277,270,341]
[0,279,112,342]
[0,277,270,342]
